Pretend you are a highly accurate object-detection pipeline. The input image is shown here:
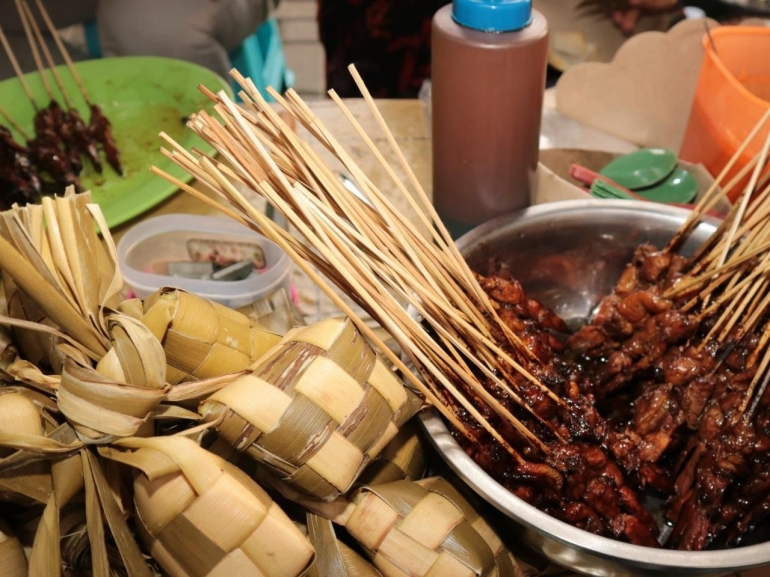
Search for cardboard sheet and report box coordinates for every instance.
[555,18,721,152]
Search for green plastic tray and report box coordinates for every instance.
[0,55,231,228]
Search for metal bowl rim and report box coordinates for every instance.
[421,199,770,571]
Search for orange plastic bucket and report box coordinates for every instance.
[680,27,770,202]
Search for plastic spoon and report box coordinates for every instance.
[599,148,678,190]
[635,167,698,204]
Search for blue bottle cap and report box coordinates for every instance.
[452,0,532,33]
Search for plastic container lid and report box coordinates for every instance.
[116,214,292,309]
[452,0,532,32]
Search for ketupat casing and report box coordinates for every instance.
[140,287,282,385]
[346,477,520,577]
[306,513,383,577]
[351,420,426,492]
[200,317,423,501]
[0,388,58,504]
[100,435,315,577]
[58,314,168,441]
[0,521,26,577]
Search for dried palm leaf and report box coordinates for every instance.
[201,317,423,501]
[2,358,61,395]
[352,419,425,491]
[58,314,168,442]
[0,387,55,503]
[59,506,165,577]
[140,287,281,385]
[306,513,382,577]
[24,423,87,577]
[100,435,315,577]
[0,520,26,577]
[0,204,66,372]
[0,191,121,364]
[345,477,520,577]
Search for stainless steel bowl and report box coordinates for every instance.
[420,200,770,576]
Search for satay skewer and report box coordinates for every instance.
[33,0,92,106]
[32,0,121,175]
[14,0,53,100]
[20,1,73,109]
[21,1,101,173]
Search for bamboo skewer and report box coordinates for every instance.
[157,79,566,457]
[33,0,91,105]
[14,0,52,100]
[0,22,38,108]
[21,0,74,110]
[667,108,770,252]
[0,106,30,140]
[715,130,770,270]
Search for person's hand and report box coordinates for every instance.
[612,0,679,35]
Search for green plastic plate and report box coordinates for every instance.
[0,56,232,228]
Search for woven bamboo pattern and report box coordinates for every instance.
[345,477,520,577]
[352,420,425,491]
[200,317,422,501]
[306,513,383,577]
[141,288,282,385]
[101,435,315,577]
[0,521,26,577]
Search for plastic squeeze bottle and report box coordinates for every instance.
[432,0,549,238]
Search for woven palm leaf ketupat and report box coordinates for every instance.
[0,191,176,442]
[140,287,282,385]
[352,420,425,491]
[200,317,422,501]
[99,435,315,577]
[346,477,521,577]
[58,313,168,441]
[0,521,26,577]
[306,513,383,577]
[0,387,58,504]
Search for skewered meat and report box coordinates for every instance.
[89,104,123,175]
[36,100,82,175]
[0,126,41,208]
[28,128,81,193]
[62,108,102,173]
[458,241,770,551]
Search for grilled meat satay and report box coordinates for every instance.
[89,103,122,175]
[0,126,42,207]
[66,108,102,172]
[28,127,81,193]
[37,100,83,176]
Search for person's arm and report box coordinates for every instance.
[612,0,680,34]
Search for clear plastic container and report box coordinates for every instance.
[117,214,292,308]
